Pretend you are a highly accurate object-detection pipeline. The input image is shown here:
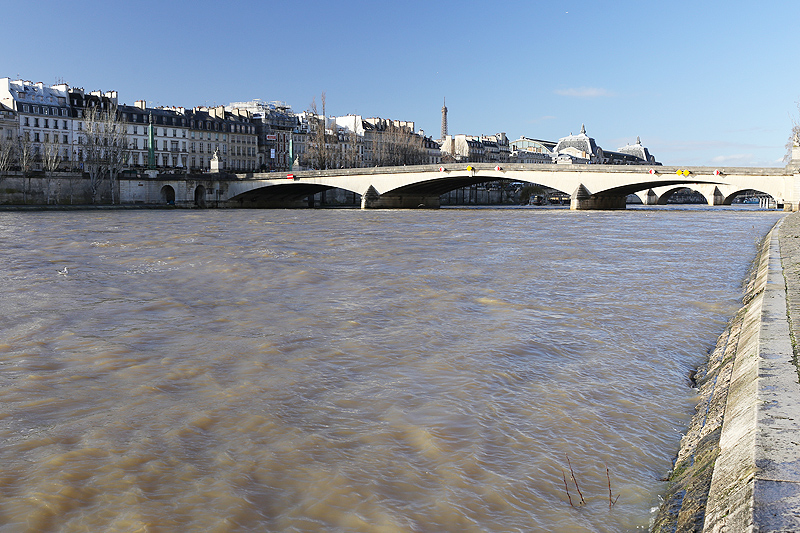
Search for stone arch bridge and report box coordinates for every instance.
[119,163,800,210]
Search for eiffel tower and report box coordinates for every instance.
[440,97,448,140]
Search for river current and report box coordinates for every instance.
[0,206,785,532]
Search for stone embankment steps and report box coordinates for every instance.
[653,212,800,532]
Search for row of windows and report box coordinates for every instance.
[121,113,185,127]
[14,120,257,143]
[20,104,68,116]
[118,152,257,171]
[186,142,256,156]
[14,108,258,137]
[16,104,255,135]
[26,146,73,159]
[117,112,255,134]
[23,117,70,130]
[22,131,70,144]
[122,129,256,144]
[119,126,256,142]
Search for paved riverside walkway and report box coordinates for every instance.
[653,212,800,532]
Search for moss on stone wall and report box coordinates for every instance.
[651,228,774,532]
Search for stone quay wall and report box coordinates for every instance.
[0,172,114,205]
[652,212,800,532]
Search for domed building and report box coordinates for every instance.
[616,136,659,165]
[552,124,604,164]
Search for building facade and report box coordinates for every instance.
[185,106,257,172]
[440,134,484,162]
[0,78,74,170]
[0,103,17,145]
[420,134,442,165]
[114,102,189,170]
[511,150,552,164]
[229,100,302,172]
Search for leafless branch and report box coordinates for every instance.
[562,470,574,507]
[566,454,586,505]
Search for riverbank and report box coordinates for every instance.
[0,204,173,211]
[652,211,800,532]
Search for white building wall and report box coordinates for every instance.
[0,78,75,169]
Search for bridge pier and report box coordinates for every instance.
[693,184,726,206]
[644,189,659,205]
[360,186,440,209]
[570,184,627,210]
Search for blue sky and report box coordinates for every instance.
[5,0,799,166]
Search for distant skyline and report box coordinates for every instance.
[5,0,800,166]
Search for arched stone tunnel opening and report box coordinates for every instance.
[228,184,360,209]
[656,187,708,205]
[382,176,570,207]
[723,189,779,207]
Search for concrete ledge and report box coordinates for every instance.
[702,219,800,532]
[653,215,800,532]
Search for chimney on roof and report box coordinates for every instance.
[135,100,147,109]
[211,105,226,119]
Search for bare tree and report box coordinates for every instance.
[343,129,361,168]
[787,116,800,163]
[81,105,108,203]
[0,129,16,184]
[320,92,328,169]
[75,103,130,204]
[371,120,426,167]
[104,107,129,204]
[17,132,33,175]
[16,132,34,203]
[306,97,323,169]
[42,133,62,204]
[304,92,337,170]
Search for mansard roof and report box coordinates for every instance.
[511,137,557,152]
[553,124,602,157]
[617,136,656,164]
[7,79,70,106]
[117,104,187,126]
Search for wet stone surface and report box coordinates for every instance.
[654,211,800,533]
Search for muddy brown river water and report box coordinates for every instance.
[0,206,785,532]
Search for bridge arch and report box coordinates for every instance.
[721,188,777,206]
[228,182,345,208]
[654,186,710,205]
[381,173,569,198]
[160,185,175,205]
[226,172,570,209]
[194,185,206,207]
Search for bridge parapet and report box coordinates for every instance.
[249,163,791,181]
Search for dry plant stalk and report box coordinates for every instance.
[566,454,586,505]
[606,467,620,507]
[562,470,574,507]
